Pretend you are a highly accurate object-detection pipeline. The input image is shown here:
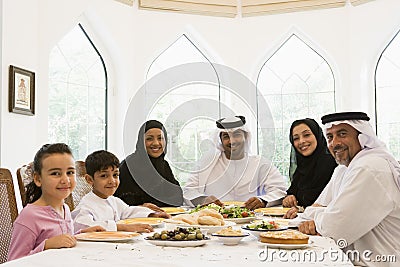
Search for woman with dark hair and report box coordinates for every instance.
[115,120,183,207]
[283,118,337,216]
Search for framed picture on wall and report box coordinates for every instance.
[9,65,35,116]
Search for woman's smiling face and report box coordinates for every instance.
[144,128,165,158]
[292,123,318,157]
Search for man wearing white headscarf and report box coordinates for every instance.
[183,116,287,210]
[297,112,400,267]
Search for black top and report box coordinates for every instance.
[114,120,183,207]
[216,115,246,129]
[287,118,338,207]
[321,112,369,125]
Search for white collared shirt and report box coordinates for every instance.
[183,152,287,205]
[72,191,153,231]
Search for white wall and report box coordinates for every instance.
[2,0,400,207]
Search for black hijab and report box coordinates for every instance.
[114,120,183,207]
[287,118,337,207]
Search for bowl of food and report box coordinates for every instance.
[145,227,209,247]
[211,226,250,245]
[241,220,288,239]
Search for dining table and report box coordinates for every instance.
[3,220,354,267]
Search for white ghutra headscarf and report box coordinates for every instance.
[214,115,252,154]
[322,112,400,190]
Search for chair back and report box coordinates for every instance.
[0,168,18,263]
[16,163,33,206]
[69,161,92,210]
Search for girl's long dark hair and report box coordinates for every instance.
[24,143,73,206]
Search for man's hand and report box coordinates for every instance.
[282,195,298,207]
[298,220,319,235]
[244,197,265,210]
[141,203,164,212]
[283,207,299,219]
[202,195,223,206]
[148,211,171,219]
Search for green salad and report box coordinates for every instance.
[190,204,255,218]
[245,220,279,230]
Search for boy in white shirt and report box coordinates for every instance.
[72,150,169,233]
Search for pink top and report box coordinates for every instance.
[7,203,74,261]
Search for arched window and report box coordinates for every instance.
[48,24,107,160]
[376,29,400,160]
[256,33,336,182]
[145,34,220,184]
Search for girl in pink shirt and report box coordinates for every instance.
[7,143,103,261]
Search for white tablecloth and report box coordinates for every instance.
[3,226,354,267]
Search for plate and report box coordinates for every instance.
[165,221,236,234]
[223,201,245,206]
[258,240,313,249]
[75,231,140,242]
[241,225,289,232]
[251,218,290,227]
[224,217,255,224]
[117,217,165,227]
[145,237,209,247]
[241,225,289,239]
[161,207,188,215]
[271,218,290,226]
[254,207,290,216]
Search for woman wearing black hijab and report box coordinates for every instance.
[115,120,183,207]
[282,118,337,210]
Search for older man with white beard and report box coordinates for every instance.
[297,112,400,267]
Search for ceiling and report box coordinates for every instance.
[114,0,376,18]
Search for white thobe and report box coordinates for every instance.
[183,152,287,205]
[72,191,153,231]
[313,151,400,266]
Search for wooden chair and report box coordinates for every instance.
[0,168,18,263]
[68,161,92,210]
[16,163,33,206]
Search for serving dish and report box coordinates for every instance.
[117,217,165,227]
[161,207,188,215]
[224,217,255,224]
[145,237,209,247]
[241,224,288,239]
[254,207,291,216]
[258,240,313,249]
[75,231,139,242]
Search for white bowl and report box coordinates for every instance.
[211,232,250,245]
